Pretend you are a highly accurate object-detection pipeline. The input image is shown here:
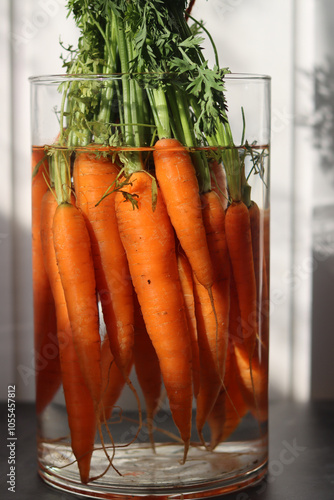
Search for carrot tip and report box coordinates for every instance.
[180,439,190,465]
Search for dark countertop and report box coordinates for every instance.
[0,400,333,500]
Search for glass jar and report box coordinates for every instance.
[29,73,271,498]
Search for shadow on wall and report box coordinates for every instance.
[312,57,334,184]
[309,58,334,399]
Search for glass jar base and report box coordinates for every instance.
[38,440,267,499]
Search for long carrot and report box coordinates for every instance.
[177,250,200,398]
[115,171,193,462]
[234,345,268,423]
[234,201,269,423]
[225,201,258,359]
[193,276,224,444]
[263,207,270,290]
[32,150,61,414]
[249,201,270,355]
[207,273,249,450]
[248,201,261,303]
[153,138,214,290]
[40,188,96,483]
[207,343,248,450]
[53,202,102,407]
[73,152,134,379]
[59,327,97,484]
[194,191,230,442]
[133,295,161,449]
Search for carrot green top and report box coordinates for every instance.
[49,0,260,201]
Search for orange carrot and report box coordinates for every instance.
[100,335,131,423]
[210,160,228,210]
[263,207,270,289]
[225,201,258,359]
[40,189,96,483]
[34,301,60,415]
[115,171,193,461]
[32,150,61,414]
[133,295,161,447]
[234,345,268,423]
[207,273,248,450]
[249,201,270,355]
[194,191,230,442]
[177,250,200,398]
[153,138,214,290]
[53,202,102,407]
[261,207,270,355]
[73,152,134,379]
[207,343,248,450]
[248,201,261,303]
[59,327,97,483]
[234,201,269,423]
[194,276,224,444]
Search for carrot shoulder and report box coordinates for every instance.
[53,202,102,407]
[115,171,193,461]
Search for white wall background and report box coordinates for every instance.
[1,0,333,402]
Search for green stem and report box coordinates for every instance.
[173,87,210,193]
[116,18,133,146]
[52,150,72,205]
[152,85,171,139]
[95,16,118,143]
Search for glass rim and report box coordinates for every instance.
[29,72,271,84]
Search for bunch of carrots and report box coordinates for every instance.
[31,0,270,483]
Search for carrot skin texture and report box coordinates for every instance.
[153,138,214,289]
[115,171,193,453]
[225,201,258,359]
[73,152,134,378]
[177,251,200,398]
[40,189,96,483]
[53,202,102,406]
[32,151,61,414]
[201,190,230,377]
[194,191,230,438]
[234,202,269,423]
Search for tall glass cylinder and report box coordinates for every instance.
[30,73,271,499]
